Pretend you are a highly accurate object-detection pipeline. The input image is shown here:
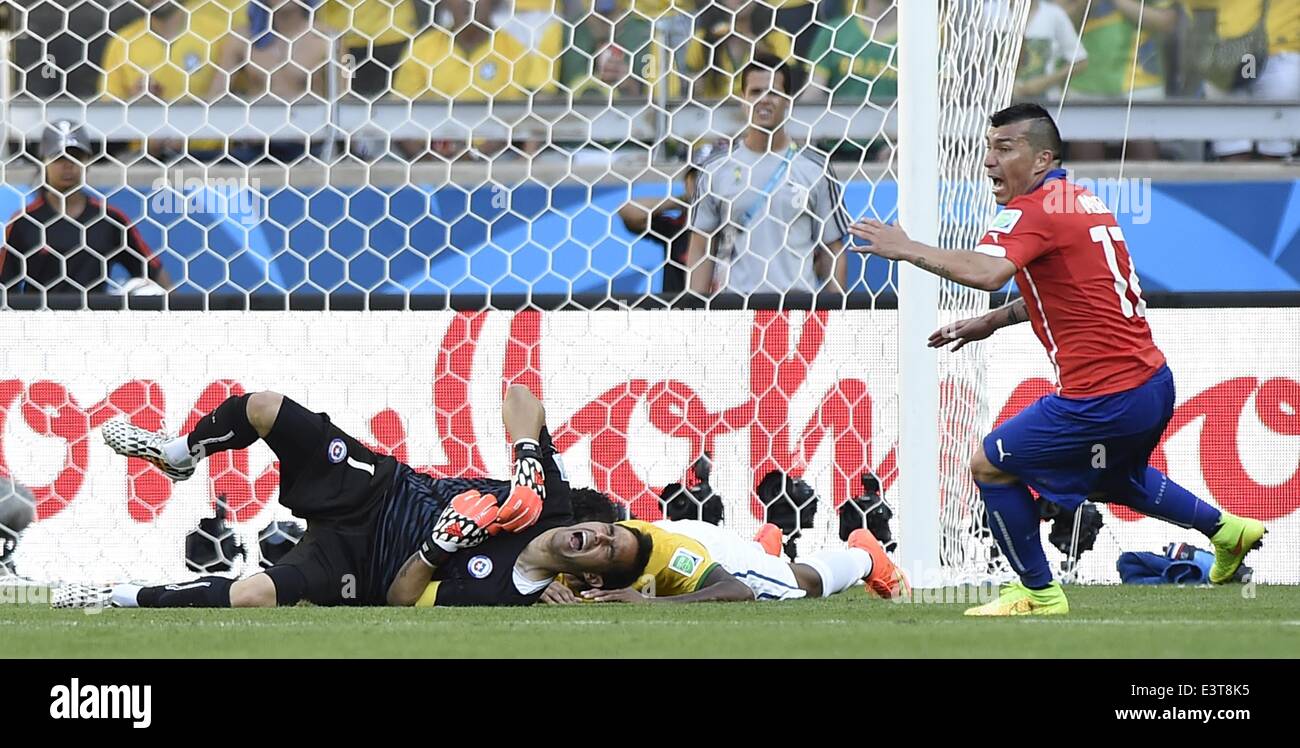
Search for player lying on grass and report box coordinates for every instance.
[847,103,1266,616]
[536,511,908,604]
[55,385,644,609]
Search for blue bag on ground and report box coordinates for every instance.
[1116,543,1214,584]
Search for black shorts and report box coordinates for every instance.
[263,397,398,605]
[270,524,373,606]
[264,397,397,524]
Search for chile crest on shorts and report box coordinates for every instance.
[327,438,347,464]
[468,555,493,578]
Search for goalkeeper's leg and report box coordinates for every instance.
[104,562,313,608]
[55,571,290,609]
[102,391,285,481]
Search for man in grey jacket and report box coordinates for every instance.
[686,53,852,296]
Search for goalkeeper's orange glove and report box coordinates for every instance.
[491,439,546,534]
[419,490,499,567]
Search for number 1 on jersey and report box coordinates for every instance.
[1089,225,1147,319]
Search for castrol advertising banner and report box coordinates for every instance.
[2,309,1296,584]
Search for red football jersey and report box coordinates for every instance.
[975,175,1165,398]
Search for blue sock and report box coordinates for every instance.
[1115,467,1223,538]
[978,480,1054,589]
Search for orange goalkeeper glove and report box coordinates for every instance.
[491,439,546,534]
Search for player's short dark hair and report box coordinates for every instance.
[597,525,653,590]
[570,488,627,524]
[990,103,1063,163]
[741,53,792,96]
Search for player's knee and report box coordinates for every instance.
[970,448,1014,485]
[229,574,278,608]
[245,391,283,436]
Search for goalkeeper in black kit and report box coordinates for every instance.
[53,385,593,609]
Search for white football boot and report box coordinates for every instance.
[101,420,196,482]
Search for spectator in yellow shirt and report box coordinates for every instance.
[490,0,564,66]
[100,0,248,161]
[685,0,797,100]
[1180,0,1296,159]
[393,0,552,159]
[320,0,419,98]
[102,0,245,103]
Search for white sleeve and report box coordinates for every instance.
[1054,6,1087,64]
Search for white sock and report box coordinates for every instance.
[110,583,142,608]
[161,437,196,467]
[802,548,873,598]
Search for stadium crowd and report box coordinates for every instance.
[1,0,1296,301]
[3,0,1297,163]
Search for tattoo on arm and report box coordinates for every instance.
[398,554,423,579]
[912,256,952,280]
[1000,299,1028,326]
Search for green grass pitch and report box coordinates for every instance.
[4,585,1298,658]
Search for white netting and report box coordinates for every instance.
[0,0,1077,587]
[934,0,1029,583]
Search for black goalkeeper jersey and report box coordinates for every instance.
[366,437,573,606]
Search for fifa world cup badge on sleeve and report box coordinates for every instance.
[988,209,1022,233]
[668,548,702,577]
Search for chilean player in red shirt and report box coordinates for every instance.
[848,104,1266,615]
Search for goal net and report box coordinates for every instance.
[3,0,1175,591]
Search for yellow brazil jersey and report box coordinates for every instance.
[617,520,721,597]
[393,28,552,100]
[102,0,247,103]
[320,0,418,49]
[1268,0,1300,54]
[1181,0,1295,53]
[1178,0,1263,39]
[101,1,248,153]
[190,0,248,40]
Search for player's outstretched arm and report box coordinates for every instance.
[582,566,755,604]
[502,383,544,443]
[494,384,548,534]
[928,298,1028,351]
[848,219,1017,292]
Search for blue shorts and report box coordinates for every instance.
[982,365,1175,510]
